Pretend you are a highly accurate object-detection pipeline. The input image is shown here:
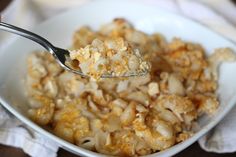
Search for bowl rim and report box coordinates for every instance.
[1,0,236,157]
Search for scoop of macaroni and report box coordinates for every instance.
[69,37,150,80]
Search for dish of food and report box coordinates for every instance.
[25,18,235,156]
[1,1,236,157]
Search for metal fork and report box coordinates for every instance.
[0,22,148,78]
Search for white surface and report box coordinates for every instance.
[198,0,236,26]
[1,0,236,157]
[31,0,90,18]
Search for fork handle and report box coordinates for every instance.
[0,22,56,54]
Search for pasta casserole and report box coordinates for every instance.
[25,18,236,156]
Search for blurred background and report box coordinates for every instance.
[1,0,236,157]
[1,0,236,51]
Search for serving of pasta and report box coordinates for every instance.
[68,37,150,79]
[25,18,236,156]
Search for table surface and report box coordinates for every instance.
[1,0,236,156]
[1,142,236,157]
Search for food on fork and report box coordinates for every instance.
[25,18,236,156]
[68,37,150,80]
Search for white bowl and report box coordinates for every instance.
[1,0,236,156]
